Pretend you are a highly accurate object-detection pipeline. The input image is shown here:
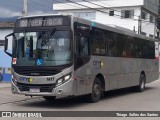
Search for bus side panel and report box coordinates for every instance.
[74,63,93,95]
[74,55,159,95]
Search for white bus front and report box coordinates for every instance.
[4,15,76,101]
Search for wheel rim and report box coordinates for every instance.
[93,83,100,97]
[141,79,145,89]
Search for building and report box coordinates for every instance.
[0,22,14,50]
[53,0,159,38]
[0,22,14,82]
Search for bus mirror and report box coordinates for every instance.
[4,38,8,51]
[4,33,13,57]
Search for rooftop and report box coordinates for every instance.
[53,0,159,15]
[0,22,15,28]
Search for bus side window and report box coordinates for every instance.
[126,36,134,58]
[148,41,155,59]
[91,27,106,56]
[106,31,116,57]
[77,35,89,56]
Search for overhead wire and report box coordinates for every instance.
[81,0,140,18]
[30,0,156,25]
[63,0,156,24]
[81,0,156,23]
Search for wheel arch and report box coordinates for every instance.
[95,73,105,92]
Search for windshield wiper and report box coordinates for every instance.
[38,28,56,40]
[36,28,56,59]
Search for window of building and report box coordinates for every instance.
[149,34,154,38]
[140,32,146,36]
[141,11,147,20]
[150,15,154,23]
[121,10,134,18]
[0,40,5,46]
[109,11,114,16]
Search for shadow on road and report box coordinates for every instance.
[19,95,88,109]
[101,86,155,100]
[18,86,156,109]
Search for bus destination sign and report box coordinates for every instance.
[18,17,65,27]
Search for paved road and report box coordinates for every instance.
[0,80,160,120]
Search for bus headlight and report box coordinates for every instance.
[12,75,17,86]
[56,73,72,86]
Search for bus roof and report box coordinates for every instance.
[74,16,158,42]
[16,14,158,42]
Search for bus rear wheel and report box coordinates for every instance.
[43,96,56,101]
[87,78,102,103]
[135,74,146,92]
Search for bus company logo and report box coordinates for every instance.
[2,112,11,117]
[27,78,33,83]
[19,77,33,83]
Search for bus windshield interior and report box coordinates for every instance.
[13,30,72,66]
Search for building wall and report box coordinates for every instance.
[0,28,13,50]
[53,0,144,10]
[95,7,140,33]
[144,0,159,14]
[54,0,159,15]
[0,28,13,82]
[58,6,155,37]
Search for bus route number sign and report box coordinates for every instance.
[19,17,63,27]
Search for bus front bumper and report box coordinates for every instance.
[11,79,76,98]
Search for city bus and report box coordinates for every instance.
[4,15,159,102]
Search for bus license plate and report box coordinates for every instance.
[29,88,40,93]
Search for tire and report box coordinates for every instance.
[135,74,146,92]
[87,78,102,103]
[43,96,56,101]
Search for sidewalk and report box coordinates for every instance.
[0,82,11,88]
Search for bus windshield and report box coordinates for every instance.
[13,30,72,66]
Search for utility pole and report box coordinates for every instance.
[22,0,28,16]
[138,15,142,34]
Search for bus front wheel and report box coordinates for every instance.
[87,78,102,103]
[43,96,56,102]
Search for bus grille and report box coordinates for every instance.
[17,83,55,92]
[13,66,60,76]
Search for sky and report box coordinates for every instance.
[0,0,56,18]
